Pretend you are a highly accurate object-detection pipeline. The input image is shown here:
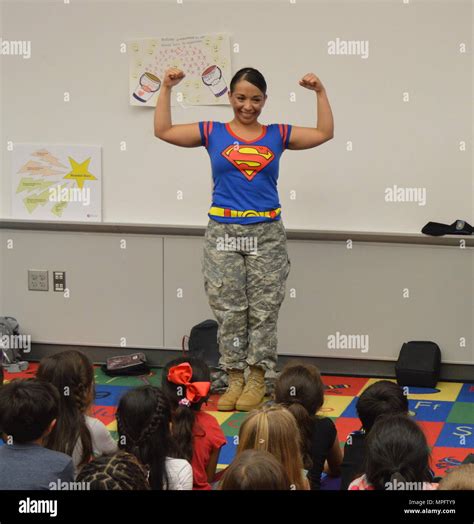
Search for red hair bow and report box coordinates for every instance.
[167,362,210,404]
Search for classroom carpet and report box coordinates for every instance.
[3,363,473,479]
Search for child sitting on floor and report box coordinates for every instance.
[348,414,437,490]
[275,362,342,489]
[340,379,409,490]
[116,385,193,490]
[0,379,74,489]
[37,350,117,470]
[219,449,290,490]
[237,404,309,490]
[437,463,474,490]
[76,451,151,490]
[162,357,226,490]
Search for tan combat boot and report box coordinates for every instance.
[235,366,266,412]
[217,369,245,411]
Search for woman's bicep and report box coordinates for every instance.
[287,125,333,150]
[155,122,203,148]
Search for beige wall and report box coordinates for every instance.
[1,228,472,366]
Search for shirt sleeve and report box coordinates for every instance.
[198,121,214,149]
[166,458,194,490]
[177,461,194,490]
[325,417,337,447]
[87,417,118,456]
[278,123,292,150]
[59,459,75,483]
[207,414,227,450]
[313,417,337,453]
[340,432,366,490]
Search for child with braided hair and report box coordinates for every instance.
[37,350,117,470]
[76,451,150,490]
[162,357,226,490]
[116,385,193,490]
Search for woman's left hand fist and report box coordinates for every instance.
[299,73,324,93]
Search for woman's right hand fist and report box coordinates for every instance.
[163,68,186,87]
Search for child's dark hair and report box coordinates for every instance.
[274,362,325,470]
[230,67,267,96]
[161,357,211,463]
[356,380,409,432]
[0,379,59,443]
[363,414,432,490]
[76,451,150,490]
[37,350,94,466]
[220,449,290,490]
[116,386,172,490]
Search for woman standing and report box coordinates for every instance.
[155,67,334,412]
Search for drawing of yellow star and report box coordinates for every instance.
[63,157,97,189]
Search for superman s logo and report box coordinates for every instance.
[221,145,275,181]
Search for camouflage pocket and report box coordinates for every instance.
[202,263,223,306]
[258,257,291,311]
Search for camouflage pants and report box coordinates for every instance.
[202,217,291,375]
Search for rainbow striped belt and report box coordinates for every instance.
[209,206,281,219]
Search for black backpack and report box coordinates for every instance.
[184,319,219,369]
[395,341,441,388]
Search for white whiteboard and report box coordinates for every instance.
[1,0,471,233]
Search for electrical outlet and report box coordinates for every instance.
[28,270,49,291]
[53,271,66,292]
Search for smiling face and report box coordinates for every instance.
[228,79,267,126]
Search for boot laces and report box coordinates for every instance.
[246,374,264,392]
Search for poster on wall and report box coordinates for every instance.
[11,144,102,222]
[129,32,232,107]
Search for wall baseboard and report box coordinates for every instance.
[23,343,474,383]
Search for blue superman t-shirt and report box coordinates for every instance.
[199,121,292,224]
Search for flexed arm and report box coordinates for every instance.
[288,73,334,150]
[154,68,202,148]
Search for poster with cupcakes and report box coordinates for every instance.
[129,32,232,107]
